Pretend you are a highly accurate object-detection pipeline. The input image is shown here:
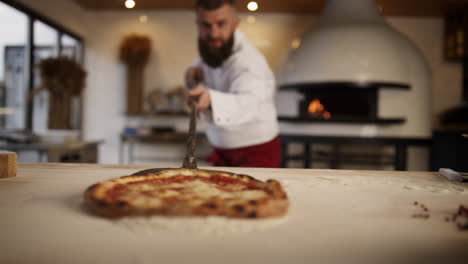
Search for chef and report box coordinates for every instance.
[185,0,280,168]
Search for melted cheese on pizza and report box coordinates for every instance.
[112,176,268,208]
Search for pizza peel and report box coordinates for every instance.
[131,76,200,176]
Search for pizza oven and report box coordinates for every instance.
[276,0,431,138]
[275,0,433,170]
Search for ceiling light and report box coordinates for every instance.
[246,15,256,24]
[247,1,258,12]
[125,0,136,9]
[291,38,301,49]
[139,15,148,23]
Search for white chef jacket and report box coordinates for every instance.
[197,30,279,149]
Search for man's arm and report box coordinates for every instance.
[188,84,211,110]
[202,66,276,126]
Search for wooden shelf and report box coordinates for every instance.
[126,111,189,117]
[121,132,204,143]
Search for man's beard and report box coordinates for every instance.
[198,34,234,68]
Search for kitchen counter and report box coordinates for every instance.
[1,163,467,264]
[0,141,102,162]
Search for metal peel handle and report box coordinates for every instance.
[182,103,198,169]
[182,69,203,169]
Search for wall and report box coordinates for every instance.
[7,1,464,167]
[388,17,462,127]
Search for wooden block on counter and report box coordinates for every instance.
[0,152,17,178]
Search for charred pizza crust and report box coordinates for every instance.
[84,168,289,219]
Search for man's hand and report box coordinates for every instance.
[185,66,204,89]
[188,84,211,111]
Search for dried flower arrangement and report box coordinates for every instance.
[37,57,86,129]
[119,35,152,114]
[120,34,151,66]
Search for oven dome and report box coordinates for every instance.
[278,0,425,86]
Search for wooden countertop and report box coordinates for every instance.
[1,163,467,264]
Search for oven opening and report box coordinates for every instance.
[299,87,377,121]
[278,82,409,124]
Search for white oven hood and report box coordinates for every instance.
[278,0,422,85]
[276,0,432,139]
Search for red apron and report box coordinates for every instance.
[207,136,281,168]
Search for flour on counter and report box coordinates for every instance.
[281,174,467,196]
[114,215,288,237]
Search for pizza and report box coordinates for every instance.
[84,168,289,219]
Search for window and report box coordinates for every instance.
[0,1,28,130]
[0,0,83,131]
[32,20,59,132]
[61,34,82,62]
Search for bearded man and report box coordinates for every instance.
[185,0,280,168]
